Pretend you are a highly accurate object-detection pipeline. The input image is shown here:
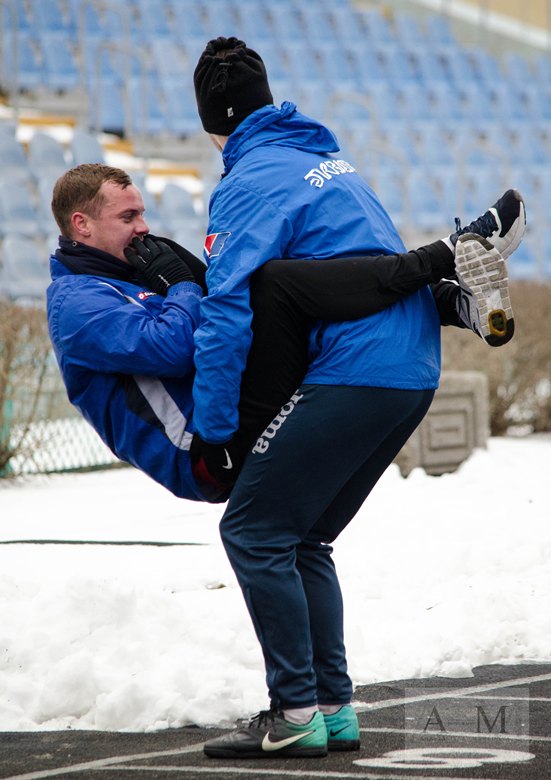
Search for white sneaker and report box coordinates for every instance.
[451,189,526,260]
[454,233,514,347]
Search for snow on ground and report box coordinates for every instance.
[0,435,550,732]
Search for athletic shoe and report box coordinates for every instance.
[454,233,514,346]
[203,709,328,759]
[324,705,361,751]
[451,188,526,259]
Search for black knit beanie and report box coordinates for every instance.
[193,37,274,135]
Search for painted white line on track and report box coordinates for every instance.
[1,743,204,780]
[354,670,551,713]
[361,726,551,743]
[92,767,512,780]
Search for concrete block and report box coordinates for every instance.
[394,370,490,477]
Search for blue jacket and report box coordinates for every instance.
[193,102,441,443]
[47,256,212,501]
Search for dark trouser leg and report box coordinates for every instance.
[221,384,434,708]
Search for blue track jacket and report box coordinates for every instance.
[47,257,212,501]
[193,102,441,443]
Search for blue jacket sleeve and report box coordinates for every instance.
[192,183,293,443]
[51,279,202,378]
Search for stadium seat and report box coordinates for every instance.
[300,7,338,44]
[0,234,50,302]
[36,174,62,236]
[361,9,394,43]
[392,13,426,47]
[31,0,70,33]
[0,181,40,238]
[88,79,127,136]
[134,0,172,40]
[38,33,80,91]
[159,182,202,231]
[28,132,68,180]
[162,81,202,137]
[0,134,33,186]
[171,2,207,40]
[1,32,44,92]
[424,14,456,46]
[71,130,106,165]
[331,7,367,45]
[131,173,168,235]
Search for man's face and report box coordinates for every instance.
[82,181,149,262]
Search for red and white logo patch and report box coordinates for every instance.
[204,232,231,258]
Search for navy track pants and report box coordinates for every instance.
[220,383,435,709]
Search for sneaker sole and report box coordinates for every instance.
[491,189,526,260]
[328,737,361,751]
[455,233,515,347]
[204,745,328,758]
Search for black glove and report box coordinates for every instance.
[190,434,242,500]
[124,236,195,296]
[151,235,207,295]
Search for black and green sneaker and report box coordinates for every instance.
[324,705,361,751]
[203,709,328,758]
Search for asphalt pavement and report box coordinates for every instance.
[1,662,550,779]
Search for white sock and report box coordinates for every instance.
[282,705,319,725]
[442,235,456,254]
[319,704,347,715]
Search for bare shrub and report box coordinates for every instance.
[441,281,551,434]
[0,303,52,476]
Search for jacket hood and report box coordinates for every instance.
[222,101,340,172]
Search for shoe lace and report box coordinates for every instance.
[461,210,498,238]
[247,709,277,729]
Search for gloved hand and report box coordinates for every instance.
[150,235,207,294]
[190,434,242,500]
[124,235,195,296]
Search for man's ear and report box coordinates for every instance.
[71,211,92,238]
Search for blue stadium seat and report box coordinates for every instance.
[316,43,360,90]
[503,52,534,87]
[131,173,168,235]
[162,81,202,137]
[39,33,80,91]
[440,48,479,84]
[0,181,40,238]
[0,234,50,302]
[89,79,127,135]
[31,0,69,33]
[36,174,62,236]
[382,124,420,166]
[406,166,448,231]
[71,130,106,164]
[159,182,203,235]
[414,49,450,85]
[300,7,338,44]
[424,14,456,46]
[392,13,426,47]
[134,0,172,41]
[202,2,241,39]
[0,134,33,186]
[151,38,188,81]
[269,6,304,42]
[361,9,394,44]
[171,2,207,40]
[371,170,406,230]
[1,32,44,91]
[377,45,420,86]
[331,7,367,45]
[28,132,67,180]
[468,49,503,85]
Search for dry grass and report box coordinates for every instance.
[441,281,551,434]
